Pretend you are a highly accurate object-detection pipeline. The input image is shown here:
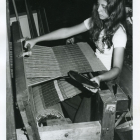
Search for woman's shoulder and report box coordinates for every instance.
[114,24,126,36]
[112,24,127,48]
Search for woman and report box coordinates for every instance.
[24,0,127,93]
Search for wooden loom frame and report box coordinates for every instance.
[8,0,130,139]
[10,21,128,140]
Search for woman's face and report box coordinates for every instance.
[97,0,109,20]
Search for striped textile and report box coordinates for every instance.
[24,42,106,86]
[31,78,82,108]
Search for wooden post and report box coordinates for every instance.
[95,90,117,140]
[12,21,40,140]
[6,0,17,139]
[105,81,129,112]
[6,25,17,140]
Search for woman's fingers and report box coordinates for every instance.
[24,41,30,49]
[83,85,98,93]
[90,77,100,87]
[66,38,75,44]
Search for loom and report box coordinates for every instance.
[7,0,130,139]
[24,42,107,124]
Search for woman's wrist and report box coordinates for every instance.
[97,75,102,82]
[32,38,38,44]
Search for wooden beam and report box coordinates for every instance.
[6,0,17,139]
[6,40,17,140]
[38,121,101,140]
[95,90,117,140]
[98,71,129,112]
[25,0,38,38]
[47,118,72,126]
[11,21,40,140]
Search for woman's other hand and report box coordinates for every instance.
[83,76,101,93]
[90,76,101,86]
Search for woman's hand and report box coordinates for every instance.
[84,76,101,93]
[66,37,75,44]
[24,38,36,50]
[90,76,101,86]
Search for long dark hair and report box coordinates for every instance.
[89,0,126,48]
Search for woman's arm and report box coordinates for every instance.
[98,47,125,82]
[24,22,88,48]
[90,47,125,88]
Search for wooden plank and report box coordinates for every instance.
[6,30,17,140]
[25,0,38,38]
[6,0,17,139]
[38,121,101,140]
[96,90,117,140]
[98,71,129,112]
[6,42,17,140]
[11,21,40,140]
[47,118,72,126]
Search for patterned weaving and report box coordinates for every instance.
[58,79,81,99]
[24,46,61,78]
[31,78,82,109]
[27,77,53,86]
[32,81,60,108]
[53,44,92,76]
[30,83,64,122]
[24,43,107,86]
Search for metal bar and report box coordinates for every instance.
[25,0,38,38]
[12,21,40,140]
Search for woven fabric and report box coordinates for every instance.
[24,43,107,86]
[31,78,82,108]
[24,45,61,78]
[33,81,60,108]
[27,77,54,86]
[52,44,92,76]
[30,84,64,122]
[78,42,107,71]
[58,79,81,99]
